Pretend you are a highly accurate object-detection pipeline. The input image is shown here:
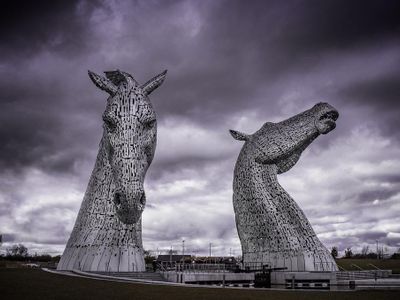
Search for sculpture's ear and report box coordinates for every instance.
[88,70,118,95]
[229,129,249,141]
[141,70,167,96]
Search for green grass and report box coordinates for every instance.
[0,269,399,300]
[336,259,400,273]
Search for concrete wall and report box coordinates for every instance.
[271,271,337,285]
[161,271,254,283]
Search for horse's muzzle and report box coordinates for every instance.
[113,191,145,224]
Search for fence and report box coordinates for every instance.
[174,263,234,273]
[336,270,390,280]
[169,262,276,273]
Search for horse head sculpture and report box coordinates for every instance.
[58,68,166,272]
[88,69,166,224]
[230,102,339,271]
[230,102,338,173]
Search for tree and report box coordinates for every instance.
[6,244,28,257]
[143,249,156,264]
[51,255,61,263]
[361,245,369,257]
[331,247,338,259]
[344,247,353,258]
[377,246,384,259]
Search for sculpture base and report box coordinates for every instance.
[57,245,145,272]
[271,271,337,288]
[243,250,338,272]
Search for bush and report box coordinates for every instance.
[391,253,400,259]
[344,247,353,258]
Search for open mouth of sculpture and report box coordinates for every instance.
[315,108,339,134]
[317,109,339,133]
[319,110,338,125]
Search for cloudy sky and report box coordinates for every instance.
[1,0,399,257]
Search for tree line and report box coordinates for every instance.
[331,245,400,259]
[2,242,400,262]
[0,243,60,262]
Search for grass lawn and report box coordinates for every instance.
[0,269,399,300]
[336,259,400,273]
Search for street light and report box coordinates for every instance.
[170,245,173,266]
[376,240,379,259]
[182,240,185,271]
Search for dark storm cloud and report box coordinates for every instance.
[0,234,16,243]
[342,72,400,107]
[2,0,399,174]
[277,0,400,52]
[1,0,400,255]
[0,102,61,172]
[190,0,400,85]
[338,70,400,138]
[0,0,102,60]
[0,75,100,174]
[357,231,388,243]
[0,0,104,174]
[377,174,400,184]
[356,190,399,204]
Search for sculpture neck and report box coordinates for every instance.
[234,145,281,192]
[85,133,115,203]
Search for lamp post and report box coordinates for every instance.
[170,245,172,266]
[182,240,185,271]
[376,240,379,259]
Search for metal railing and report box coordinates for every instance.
[156,262,176,271]
[241,262,267,272]
[175,263,232,273]
[336,270,382,280]
[313,261,339,271]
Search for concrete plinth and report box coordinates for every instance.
[271,271,337,289]
[162,271,254,284]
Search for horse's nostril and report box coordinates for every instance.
[114,192,122,205]
[140,193,146,205]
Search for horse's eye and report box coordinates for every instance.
[145,119,156,128]
[103,116,116,130]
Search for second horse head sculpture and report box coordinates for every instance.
[230,102,339,271]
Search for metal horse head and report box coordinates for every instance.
[229,103,339,271]
[230,102,339,174]
[88,69,167,224]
